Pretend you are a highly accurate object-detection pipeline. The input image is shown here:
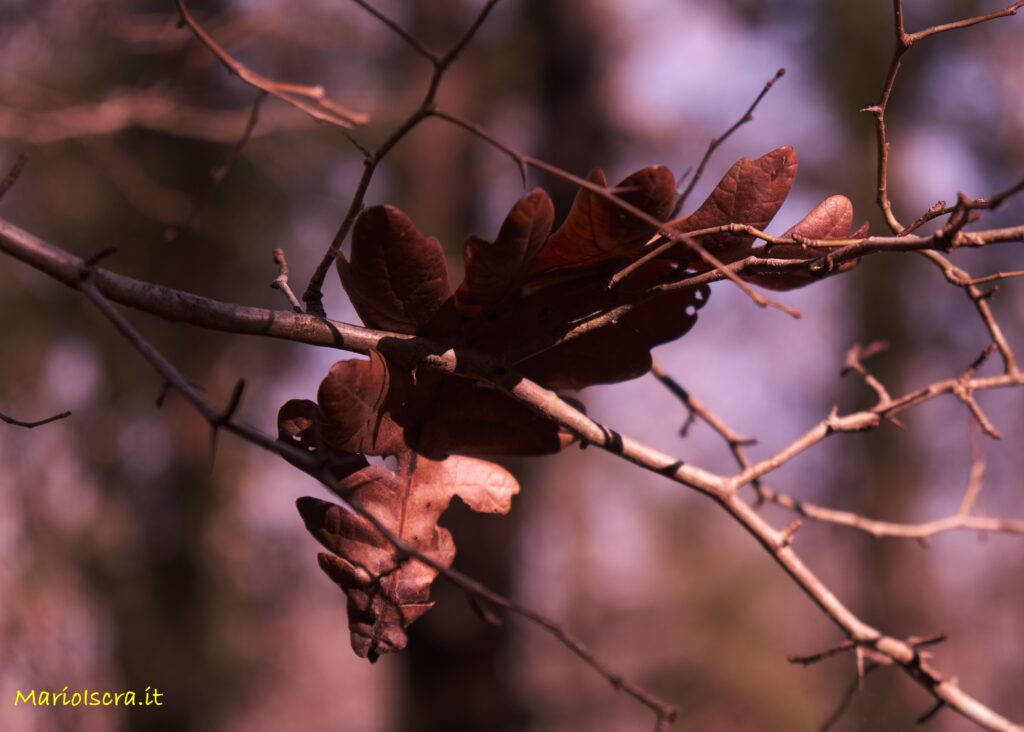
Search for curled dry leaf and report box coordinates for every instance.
[287,145,860,660]
[296,452,519,660]
[277,398,368,478]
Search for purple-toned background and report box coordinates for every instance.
[1,1,1021,730]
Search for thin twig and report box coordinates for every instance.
[0,153,29,201]
[74,275,677,730]
[348,0,438,63]
[301,0,503,315]
[270,247,303,312]
[165,92,266,242]
[176,0,368,129]
[677,68,786,212]
[0,410,72,429]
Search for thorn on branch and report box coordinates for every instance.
[270,247,304,312]
[907,633,947,649]
[916,700,946,725]
[468,593,503,628]
[788,639,857,666]
[208,379,246,471]
[778,519,802,548]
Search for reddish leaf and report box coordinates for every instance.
[313,352,571,458]
[455,188,554,316]
[412,377,573,456]
[316,352,407,456]
[516,273,710,389]
[277,399,369,478]
[674,146,798,264]
[529,166,677,273]
[338,205,453,334]
[297,452,519,660]
[744,195,867,291]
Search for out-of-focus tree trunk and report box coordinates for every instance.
[397,2,612,730]
[813,1,938,727]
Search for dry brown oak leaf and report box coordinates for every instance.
[338,163,709,396]
[279,396,521,660]
[296,451,519,661]
[284,148,863,660]
[661,146,867,283]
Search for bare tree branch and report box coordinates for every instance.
[175,0,368,129]
[301,0,504,315]
[3,215,1022,730]
[72,273,677,730]
[864,0,1024,233]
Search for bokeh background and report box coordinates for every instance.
[1,1,1022,730]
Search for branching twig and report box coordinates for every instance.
[165,92,266,242]
[175,0,368,129]
[4,217,1021,730]
[301,0,503,315]
[270,247,303,312]
[73,274,677,730]
[864,0,1024,233]
[651,360,1023,541]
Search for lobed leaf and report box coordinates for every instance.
[529,165,677,273]
[338,205,453,334]
[743,195,867,291]
[455,188,554,316]
[296,452,519,660]
[673,146,798,264]
[316,351,407,457]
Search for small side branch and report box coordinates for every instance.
[301,0,503,315]
[73,276,677,731]
[676,67,786,211]
[270,247,303,312]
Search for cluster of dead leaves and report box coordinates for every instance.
[280,145,865,660]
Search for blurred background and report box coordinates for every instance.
[1,1,1022,730]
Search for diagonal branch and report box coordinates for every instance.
[3,216,1022,730]
[430,108,802,319]
[301,0,503,315]
[676,67,786,212]
[74,274,677,731]
[176,0,368,129]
